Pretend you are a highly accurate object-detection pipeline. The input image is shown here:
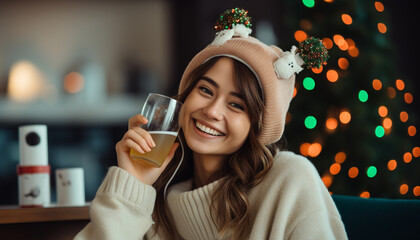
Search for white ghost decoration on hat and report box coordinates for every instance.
[273,46,304,79]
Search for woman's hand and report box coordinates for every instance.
[115,114,179,185]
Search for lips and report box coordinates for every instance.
[194,120,225,136]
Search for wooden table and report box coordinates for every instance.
[0,204,90,240]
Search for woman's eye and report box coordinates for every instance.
[230,102,245,111]
[198,86,213,96]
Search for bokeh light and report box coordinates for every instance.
[308,143,322,157]
[348,46,359,57]
[326,69,339,82]
[387,87,396,99]
[322,174,333,188]
[335,152,346,163]
[408,126,417,137]
[413,147,420,157]
[326,118,338,131]
[295,30,308,42]
[358,90,368,102]
[64,72,85,94]
[414,186,420,197]
[378,106,388,117]
[339,110,351,124]
[375,1,384,12]
[303,77,315,90]
[404,93,413,104]
[305,116,317,129]
[400,184,409,195]
[378,23,387,33]
[341,14,353,25]
[348,167,359,178]
[338,58,349,70]
[403,152,413,163]
[387,160,397,171]
[330,163,341,175]
[395,79,405,91]
[322,37,333,49]
[302,0,315,8]
[300,143,311,156]
[383,118,392,129]
[375,126,385,138]
[367,166,377,178]
[400,111,409,122]
[372,79,382,90]
[360,191,370,198]
[312,65,323,74]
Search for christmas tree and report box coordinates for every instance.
[282,0,419,199]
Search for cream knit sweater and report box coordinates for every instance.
[75,151,348,240]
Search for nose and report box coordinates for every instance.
[203,99,224,121]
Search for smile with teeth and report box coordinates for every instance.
[195,120,225,136]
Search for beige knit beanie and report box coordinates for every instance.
[178,8,328,145]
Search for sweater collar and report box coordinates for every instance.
[166,179,223,240]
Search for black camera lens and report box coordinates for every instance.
[26,132,41,146]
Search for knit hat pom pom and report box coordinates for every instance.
[211,8,252,46]
[297,37,329,69]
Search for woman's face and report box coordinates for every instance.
[181,57,251,157]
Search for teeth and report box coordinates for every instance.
[196,121,224,136]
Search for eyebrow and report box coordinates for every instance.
[200,76,244,99]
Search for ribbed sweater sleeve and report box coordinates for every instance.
[74,166,157,240]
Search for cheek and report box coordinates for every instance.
[230,115,251,138]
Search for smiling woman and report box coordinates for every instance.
[75,8,347,240]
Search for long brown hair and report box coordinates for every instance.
[152,57,285,239]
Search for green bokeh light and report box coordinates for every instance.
[358,90,368,102]
[367,166,377,178]
[375,126,385,138]
[303,77,315,90]
[302,0,315,8]
[304,116,317,129]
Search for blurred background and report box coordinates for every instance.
[0,0,418,204]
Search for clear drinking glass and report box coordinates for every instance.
[130,93,183,167]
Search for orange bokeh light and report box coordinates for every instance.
[378,106,388,117]
[387,87,396,99]
[403,152,413,163]
[383,118,392,129]
[348,46,359,57]
[404,93,413,104]
[300,143,311,156]
[308,143,322,157]
[312,65,323,74]
[341,14,353,25]
[322,38,333,49]
[360,191,370,198]
[408,126,417,137]
[339,110,351,124]
[295,30,308,42]
[413,186,420,197]
[375,2,384,12]
[322,174,333,188]
[378,23,387,33]
[338,58,349,70]
[330,163,341,175]
[400,111,409,122]
[326,118,338,131]
[413,147,420,158]
[400,184,409,195]
[372,79,382,90]
[335,152,346,163]
[395,79,405,91]
[387,160,397,171]
[327,70,339,82]
[348,167,359,178]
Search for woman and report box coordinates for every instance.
[75,8,347,240]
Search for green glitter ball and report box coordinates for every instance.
[297,37,329,69]
[214,8,252,32]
